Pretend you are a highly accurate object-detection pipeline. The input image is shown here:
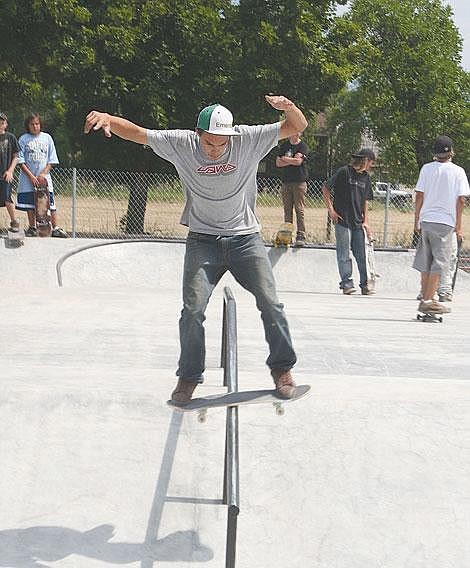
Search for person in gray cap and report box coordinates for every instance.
[413,135,469,315]
[0,112,21,232]
[321,148,376,295]
[84,95,308,404]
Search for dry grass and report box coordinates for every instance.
[1,195,469,248]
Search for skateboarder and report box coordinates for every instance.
[321,148,376,295]
[413,135,469,315]
[84,95,308,404]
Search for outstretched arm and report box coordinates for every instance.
[84,111,148,145]
[265,95,308,140]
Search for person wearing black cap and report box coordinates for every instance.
[321,148,376,295]
[413,135,469,315]
[0,112,21,232]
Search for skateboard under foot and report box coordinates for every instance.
[416,312,443,323]
[167,384,311,422]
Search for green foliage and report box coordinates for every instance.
[336,0,470,182]
[2,0,468,184]
[227,0,354,122]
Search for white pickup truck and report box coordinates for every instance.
[373,182,414,208]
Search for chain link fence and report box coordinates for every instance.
[1,167,469,252]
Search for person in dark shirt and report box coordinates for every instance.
[0,112,20,231]
[322,148,375,295]
[276,132,309,246]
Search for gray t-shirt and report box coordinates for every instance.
[146,122,280,235]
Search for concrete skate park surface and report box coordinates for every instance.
[1,236,470,568]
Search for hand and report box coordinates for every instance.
[363,224,372,240]
[265,95,295,112]
[329,209,342,223]
[84,111,112,138]
[3,171,13,183]
[34,175,48,188]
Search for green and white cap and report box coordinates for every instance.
[196,104,241,136]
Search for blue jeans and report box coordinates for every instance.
[335,223,368,289]
[177,232,297,381]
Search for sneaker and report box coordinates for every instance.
[25,226,38,237]
[9,219,20,232]
[342,286,356,295]
[438,292,453,302]
[295,239,305,247]
[418,300,451,314]
[361,286,375,295]
[170,378,198,405]
[51,227,68,238]
[271,368,296,399]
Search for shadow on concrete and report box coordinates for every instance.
[0,524,213,566]
[0,412,214,567]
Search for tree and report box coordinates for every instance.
[336,0,470,183]
[226,0,352,123]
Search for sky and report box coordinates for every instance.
[444,0,469,70]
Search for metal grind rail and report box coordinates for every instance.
[57,244,241,565]
[221,287,240,568]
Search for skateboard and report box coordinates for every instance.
[416,312,443,323]
[451,236,463,291]
[167,384,310,422]
[5,228,25,248]
[364,228,379,289]
[35,178,52,237]
[273,222,294,248]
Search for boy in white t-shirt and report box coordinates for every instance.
[413,135,470,314]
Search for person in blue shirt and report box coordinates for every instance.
[17,113,67,237]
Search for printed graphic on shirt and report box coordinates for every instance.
[196,163,237,175]
[23,139,49,163]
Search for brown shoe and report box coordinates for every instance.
[171,378,198,405]
[342,286,356,295]
[271,368,296,399]
[418,300,451,314]
[361,286,375,295]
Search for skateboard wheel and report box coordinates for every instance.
[197,410,207,423]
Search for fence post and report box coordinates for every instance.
[383,186,390,248]
[72,167,77,238]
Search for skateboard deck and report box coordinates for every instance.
[364,229,379,289]
[167,384,310,422]
[35,179,52,237]
[5,228,25,248]
[451,236,463,291]
[273,222,294,248]
[416,312,443,323]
